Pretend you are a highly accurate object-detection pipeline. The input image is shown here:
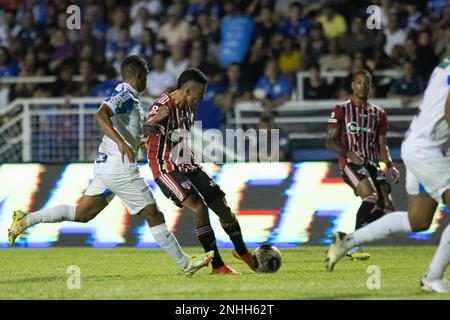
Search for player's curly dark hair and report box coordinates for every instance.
[177,68,208,89]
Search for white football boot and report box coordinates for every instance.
[325,231,348,272]
[420,276,450,293]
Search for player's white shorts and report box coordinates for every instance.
[402,141,450,203]
[84,172,156,215]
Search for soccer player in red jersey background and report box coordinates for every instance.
[143,68,256,275]
[325,69,401,260]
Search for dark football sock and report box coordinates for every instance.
[221,218,248,256]
[195,225,224,269]
[355,194,378,230]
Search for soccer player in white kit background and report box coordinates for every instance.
[326,56,450,293]
[8,55,213,277]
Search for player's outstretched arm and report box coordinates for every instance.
[96,104,135,162]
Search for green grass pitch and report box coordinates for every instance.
[0,247,448,300]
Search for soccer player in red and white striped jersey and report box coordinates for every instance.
[325,69,401,260]
[143,68,256,275]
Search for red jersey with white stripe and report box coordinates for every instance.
[147,92,201,179]
[327,99,388,169]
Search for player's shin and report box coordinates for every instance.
[196,225,225,268]
[355,193,378,229]
[25,205,76,228]
[221,217,248,256]
[149,223,190,269]
[346,211,412,249]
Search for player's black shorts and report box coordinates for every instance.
[342,162,391,207]
[155,168,225,208]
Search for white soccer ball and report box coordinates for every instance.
[253,244,282,273]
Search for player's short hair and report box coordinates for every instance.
[352,69,372,81]
[177,68,208,89]
[120,55,147,79]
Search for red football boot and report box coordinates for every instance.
[232,251,257,272]
[212,265,241,275]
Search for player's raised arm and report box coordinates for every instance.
[325,106,364,165]
[378,110,400,183]
[95,104,135,163]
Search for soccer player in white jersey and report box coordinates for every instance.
[326,56,450,293]
[8,55,213,277]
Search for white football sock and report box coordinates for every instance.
[25,205,76,228]
[345,211,412,250]
[426,224,450,280]
[150,223,190,269]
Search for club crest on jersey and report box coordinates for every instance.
[347,122,360,134]
[357,167,368,175]
[181,181,192,190]
[95,152,108,163]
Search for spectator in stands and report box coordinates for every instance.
[48,29,75,72]
[129,7,159,41]
[339,16,377,58]
[383,13,407,57]
[406,2,423,31]
[188,46,216,78]
[165,42,189,80]
[194,69,226,130]
[214,62,252,115]
[390,44,408,69]
[304,22,327,66]
[435,22,450,59]
[16,11,42,54]
[91,66,120,99]
[15,50,38,98]
[316,3,347,40]
[253,59,292,112]
[277,2,311,38]
[219,1,254,68]
[105,27,137,62]
[146,51,176,98]
[186,0,221,22]
[77,60,99,97]
[158,4,190,47]
[416,29,439,79]
[197,10,220,41]
[51,59,79,97]
[0,9,15,47]
[278,35,303,78]
[130,27,157,58]
[253,112,290,162]
[105,7,128,43]
[388,61,423,108]
[0,46,19,77]
[130,0,163,21]
[319,39,351,72]
[253,6,278,46]
[303,64,332,100]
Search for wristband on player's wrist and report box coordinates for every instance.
[386,161,394,169]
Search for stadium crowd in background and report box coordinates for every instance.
[0,0,449,159]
